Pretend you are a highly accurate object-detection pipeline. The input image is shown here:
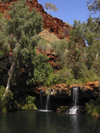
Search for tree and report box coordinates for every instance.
[2,0,43,101]
[44,3,58,13]
[87,0,100,13]
[51,39,69,69]
[83,0,100,69]
[0,13,10,86]
[33,53,53,85]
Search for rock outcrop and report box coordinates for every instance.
[28,81,99,110]
[37,81,99,93]
[0,0,71,39]
[34,81,99,107]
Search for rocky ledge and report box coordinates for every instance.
[36,81,99,95]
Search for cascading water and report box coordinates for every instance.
[39,89,52,112]
[45,94,50,110]
[68,87,79,114]
[40,89,43,109]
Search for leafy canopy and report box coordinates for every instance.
[44,3,58,13]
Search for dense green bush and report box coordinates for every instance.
[21,95,37,110]
[86,99,100,118]
[44,67,74,86]
[0,86,14,112]
[25,53,53,85]
[51,39,69,68]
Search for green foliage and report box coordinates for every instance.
[7,0,43,52]
[0,86,5,102]
[26,95,36,104]
[22,95,37,110]
[67,79,83,86]
[0,0,44,87]
[87,0,100,13]
[0,14,8,48]
[32,53,53,85]
[44,3,58,13]
[44,67,73,86]
[86,99,100,117]
[78,69,98,83]
[8,0,43,38]
[70,20,85,43]
[84,17,100,46]
[37,38,48,51]
[52,39,69,68]
[57,106,68,113]
[0,86,14,112]
[92,57,100,76]
[0,12,2,18]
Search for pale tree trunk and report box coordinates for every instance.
[2,59,17,101]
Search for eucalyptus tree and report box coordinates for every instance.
[87,0,100,13]
[51,39,69,69]
[44,3,58,13]
[85,0,100,70]
[0,13,8,63]
[0,13,10,86]
[2,0,43,101]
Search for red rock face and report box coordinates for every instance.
[36,81,99,95]
[0,0,71,39]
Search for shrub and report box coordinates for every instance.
[67,79,82,86]
[86,99,100,118]
[0,86,14,112]
[44,67,74,86]
[51,39,69,68]
[37,38,48,51]
[21,95,37,110]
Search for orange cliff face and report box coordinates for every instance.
[0,0,71,39]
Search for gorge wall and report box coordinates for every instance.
[0,0,71,39]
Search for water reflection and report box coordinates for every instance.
[69,115,79,133]
[0,111,100,133]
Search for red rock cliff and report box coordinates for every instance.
[0,0,71,39]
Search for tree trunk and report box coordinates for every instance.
[2,59,17,101]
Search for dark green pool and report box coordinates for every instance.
[0,111,100,133]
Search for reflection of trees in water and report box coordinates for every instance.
[85,118,100,133]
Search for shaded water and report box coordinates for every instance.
[0,111,100,133]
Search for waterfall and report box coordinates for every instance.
[45,94,50,110]
[73,87,78,106]
[40,89,43,109]
[68,87,79,114]
[39,89,52,112]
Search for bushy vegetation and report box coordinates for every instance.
[37,38,48,51]
[44,67,74,86]
[21,95,37,110]
[86,100,100,118]
[0,86,15,112]
[0,0,53,111]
